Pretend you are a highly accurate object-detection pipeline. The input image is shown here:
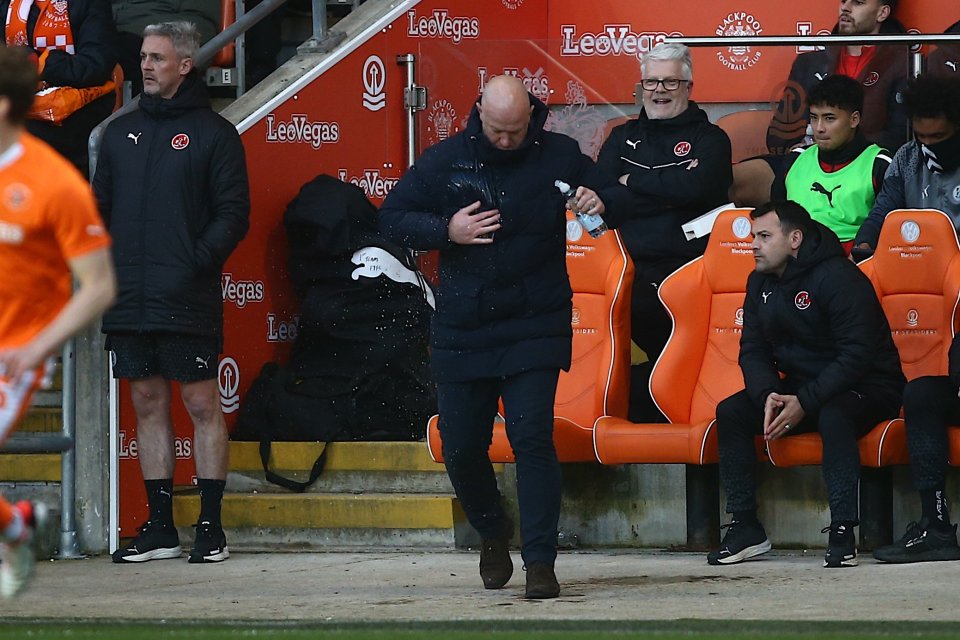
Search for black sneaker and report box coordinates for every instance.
[707,520,771,565]
[823,523,858,568]
[112,520,181,563]
[873,520,960,564]
[188,521,229,563]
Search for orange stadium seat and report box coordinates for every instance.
[716,110,772,164]
[765,209,960,546]
[211,0,236,69]
[426,212,634,464]
[593,208,756,548]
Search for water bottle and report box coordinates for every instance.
[555,180,608,238]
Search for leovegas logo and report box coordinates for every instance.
[337,168,400,199]
[265,113,340,150]
[479,66,549,103]
[559,24,679,59]
[222,273,265,309]
[406,9,479,44]
[171,133,190,150]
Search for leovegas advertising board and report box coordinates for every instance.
[117,0,960,535]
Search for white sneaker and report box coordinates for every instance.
[1,501,49,599]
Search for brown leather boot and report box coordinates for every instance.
[524,562,560,599]
[478,518,514,589]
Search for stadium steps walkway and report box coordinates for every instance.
[171,441,490,550]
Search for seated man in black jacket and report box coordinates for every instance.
[872,343,960,564]
[596,42,732,369]
[708,200,904,569]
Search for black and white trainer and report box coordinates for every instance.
[707,520,772,565]
[873,520,960,564]
[188,521,229,563]
[112,520,181,563]
[823,523,858,568]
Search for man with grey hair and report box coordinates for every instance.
[596,42,732,411]
[93,21,250,565]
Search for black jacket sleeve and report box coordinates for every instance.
[91,125,113,226]
[739,273,783,408]
[194,125,251,273]
[379,150,455,251]
[621,126,733,212]
[949,334,960,389]
[574,147,633,230]
[595,125,666,224]
[41,0,116,87]
[795,263,890,412]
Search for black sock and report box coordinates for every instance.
[733,510,760,527]
[920,488,952,529]
[145,478,174,527]
[197,478,226,527]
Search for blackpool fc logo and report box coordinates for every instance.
[715,12,763,71]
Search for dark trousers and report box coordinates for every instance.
[630,259,685,364]
[903,376,960,490]
[717,386,900,523]
[437,368,560,566]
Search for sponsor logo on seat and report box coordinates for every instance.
[900,220,920,244]
[732,216,752,239]
[566,219,583,242]
[735,308,744,326]
[907,309,919,327]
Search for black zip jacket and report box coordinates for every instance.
[740,221,904,412]
[94,72,250,337]
[595,102,732,264]
[379,94,629,382]
[929,19,960,79]
[767,19,909,154]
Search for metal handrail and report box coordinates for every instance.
[668,34,960,47]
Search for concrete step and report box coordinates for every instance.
[0,454,60,481]
[226,441,457,494]
[172,491,475,549]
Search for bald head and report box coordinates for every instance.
[478,75,533,150]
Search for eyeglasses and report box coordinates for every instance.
[640,78,689,91]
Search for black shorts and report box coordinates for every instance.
[108,333,221,382]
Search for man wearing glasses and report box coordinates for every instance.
[596,42,732,414]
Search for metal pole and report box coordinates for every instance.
[667,34,960,47]
[312,0,326,42]
[236,0,247,96]
[57,341,81,559]
[397,53,417,168]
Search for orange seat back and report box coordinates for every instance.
[716,110,772,163]
[556,213,634,427]
[650,208,756,424]
[211,0,236,68]
[859,209,960,381]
